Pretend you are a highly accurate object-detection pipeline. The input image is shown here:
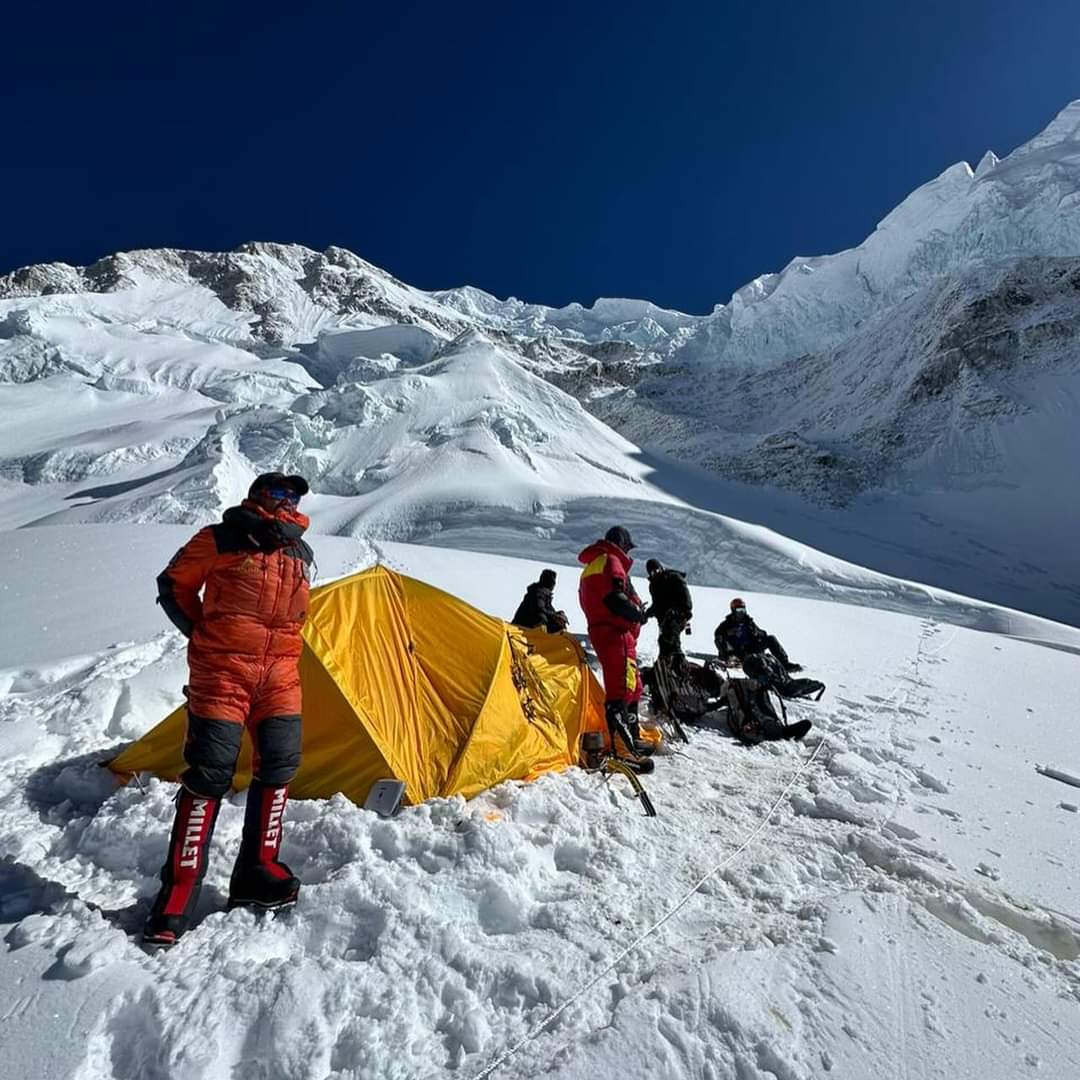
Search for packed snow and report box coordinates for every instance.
[0,524,1078,1079]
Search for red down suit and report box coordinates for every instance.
[577,539,647,705]
[156,501,313,791]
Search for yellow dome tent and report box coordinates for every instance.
[108,564,607,805]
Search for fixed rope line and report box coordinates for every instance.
[471,617,960,1079]
[468,734,829,1080]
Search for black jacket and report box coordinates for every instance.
[647,568,692,618]
[714,612,768,660]
[512,583,566,633]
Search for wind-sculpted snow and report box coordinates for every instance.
[0,534,1077,1079]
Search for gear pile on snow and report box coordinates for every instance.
[643,653,823,746]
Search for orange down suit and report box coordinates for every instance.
[156,502,313,725]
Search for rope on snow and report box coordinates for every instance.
[470,616,957,1080]
[468,734,829,1080]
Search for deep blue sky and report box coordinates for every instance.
[3,1,1078,312]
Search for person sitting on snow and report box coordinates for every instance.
[578,526,653,766]
[645,559,693,670]
[512,569,569,632]
[714,597,803,672]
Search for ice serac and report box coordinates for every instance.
[1,102,1079,623]
[433,284,705,345]
[435,102,1080,371]
[682,100,1080,371]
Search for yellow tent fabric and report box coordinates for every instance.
[108,565,607,805]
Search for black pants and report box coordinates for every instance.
[742,652,824,700]
[182,711,302,798]
[763,635,791,668]
[657,608,691,665]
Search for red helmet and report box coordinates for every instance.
[730,597,746,612]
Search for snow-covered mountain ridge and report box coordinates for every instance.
[0,242,473,347]
[2,102,1078,624]
[436,100,1080,367]
[6,102,1076,366]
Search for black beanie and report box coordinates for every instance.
[539,569,557,588]
[249,471,309,498]
[604,525,635,552]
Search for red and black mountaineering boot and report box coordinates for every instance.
[228,781,300,910]
[142,788,222,948]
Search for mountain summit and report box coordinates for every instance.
[1,103,1078,624]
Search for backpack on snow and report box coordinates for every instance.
[644,659,709,721]
[722,677,787,745]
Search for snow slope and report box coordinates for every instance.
[2,269,1078,642]
[592,256,1080,623]
[1,527,1078,1079]
[2,104,1079,625]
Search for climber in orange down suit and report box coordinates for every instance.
[142,472,314,947]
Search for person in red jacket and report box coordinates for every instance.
[142,472,314,948]
[578,525,653,763]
